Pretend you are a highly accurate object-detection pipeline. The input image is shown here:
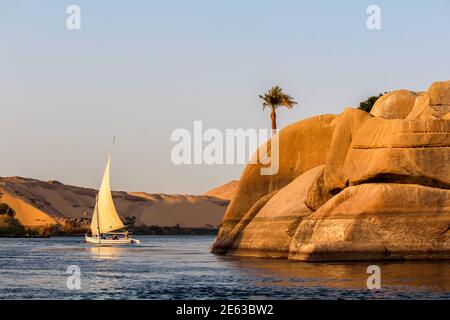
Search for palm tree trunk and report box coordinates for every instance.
[270,109,277,135]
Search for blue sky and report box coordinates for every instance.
[1,0,449,193]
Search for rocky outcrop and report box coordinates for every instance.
[205,180,239,201]
[306,109,450,210]
[212,114,338,253]
[407,81,450,120]
[370,90,417,119]
[227,166,323,258]
[290,184,450,261]
[212,80,450,261]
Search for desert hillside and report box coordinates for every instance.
[0,177,228,228]
[205,180,239,201]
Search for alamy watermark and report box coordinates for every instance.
[367,5,381,30]
[366,265,381,290]
[171,121,279,175]
[66,265,81,290]
[66,5,81,30]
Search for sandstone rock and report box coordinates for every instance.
[211,192,276,254]
[428,80,450,105]
[407,92,450,120]
[226,166,323,258]
[213,80,450,262]
[341,118,450,188]
[289,183,450,261]
[307,112,450,210]
[304,167,331,211]
[370,90,417,119]
[306,108,371,210]
[407,82,450,120]
[212,114,338,253]
[205,180,239,201]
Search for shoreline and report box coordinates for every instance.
[0,227,219,238]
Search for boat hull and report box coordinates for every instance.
[85,235,140,245]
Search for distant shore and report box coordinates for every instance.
[0,225,219,238]
[131,225,218,236]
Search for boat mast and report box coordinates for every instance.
[104,136,115,237]
[95,195,100,238]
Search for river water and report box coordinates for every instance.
[0,236,449,299]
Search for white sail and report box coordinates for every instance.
[90,155,125,236]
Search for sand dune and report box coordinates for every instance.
[0,190,56,227]
[0,177,230,228]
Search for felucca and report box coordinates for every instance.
[85,144,140,245]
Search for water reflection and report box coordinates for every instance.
[218,256,450,292]
[1,236,449,299]
[87,246,130,260]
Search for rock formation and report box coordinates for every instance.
[212,81,450,261]
[205,180,239,201]
[212,114,338,254]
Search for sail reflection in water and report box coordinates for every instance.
[88,246,130,260]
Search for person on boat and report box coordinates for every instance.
[125,231,129,239]
[113,235,118,240]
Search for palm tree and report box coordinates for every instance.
[259,86,297,134]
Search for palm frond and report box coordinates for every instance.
[259,86,297,110]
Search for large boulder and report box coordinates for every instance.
[227,166,323,258]
[205,180,239,201]
[290,183,450,261]
[428,80,450,105]
[306,109,450,211]
[212,115,337,253]
[305,108,372,210]
[212,80,450,262]
[407,81,450,120]
[370,90,417,119]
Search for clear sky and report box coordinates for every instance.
[1,0,449,194]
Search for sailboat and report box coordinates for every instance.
[85,144,140,245]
